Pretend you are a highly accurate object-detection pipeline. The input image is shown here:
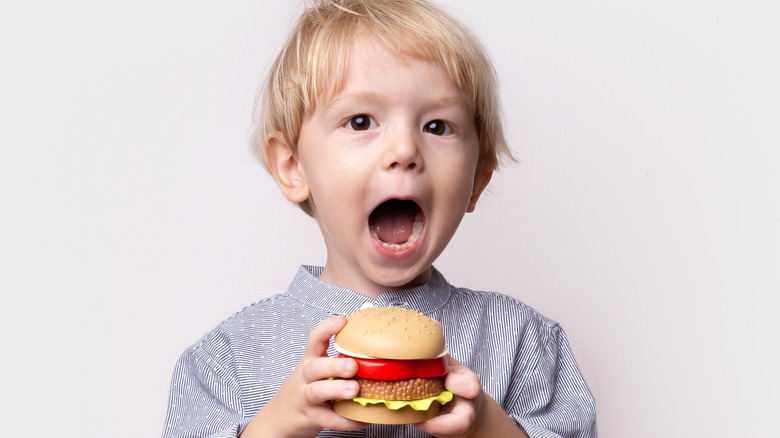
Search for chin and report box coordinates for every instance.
[368,265,432,290]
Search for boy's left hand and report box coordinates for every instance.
[415,357,527,438]
[415,356,483,438]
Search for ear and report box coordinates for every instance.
[265,132,310,204]
[466,164,493,213]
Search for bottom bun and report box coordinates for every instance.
[333,399,441,424]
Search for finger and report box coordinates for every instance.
[309,405,370,432]
[301,356,358,383]
[446,355,472,373]
[305,315,348,358]
[445,356,482,399]
[416,397,475,436]
[304,377,360,405]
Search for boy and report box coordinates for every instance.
[162,0,597,437]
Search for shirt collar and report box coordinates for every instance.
[285,265,452,316]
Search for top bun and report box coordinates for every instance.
[335,307,446,360]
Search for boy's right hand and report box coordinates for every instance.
[240,316,369,438]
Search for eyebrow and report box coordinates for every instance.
[323,91,383,111]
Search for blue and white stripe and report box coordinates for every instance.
[162,265,597,438]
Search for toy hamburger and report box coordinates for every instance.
[333,306,453,424]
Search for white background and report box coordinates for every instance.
[1,0,778,436]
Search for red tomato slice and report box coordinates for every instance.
[338,353,448,380]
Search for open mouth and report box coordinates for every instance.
[368,199,424,251]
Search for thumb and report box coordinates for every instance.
[445,356,482,400]
[305,315,348,358]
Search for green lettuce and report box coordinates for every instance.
[351,391,453,411]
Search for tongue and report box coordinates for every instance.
[370,200,417,244]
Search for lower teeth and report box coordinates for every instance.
[372,221,423,250]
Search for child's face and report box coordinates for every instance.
[282,37,490,296]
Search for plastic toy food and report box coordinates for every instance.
[333,306,453,424]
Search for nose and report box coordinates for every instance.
[383,126,422,171]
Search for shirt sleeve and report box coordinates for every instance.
[505,324,598,438]
[162,331,248,438]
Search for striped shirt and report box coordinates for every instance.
[162,265,597,438]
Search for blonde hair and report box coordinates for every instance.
[252,0,513,213]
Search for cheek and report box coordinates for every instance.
[438,157,480,201]
[303,163,368,220]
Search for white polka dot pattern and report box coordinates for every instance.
[161,266,597,437]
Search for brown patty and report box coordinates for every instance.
[356,377,445,401]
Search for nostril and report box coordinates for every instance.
[390,162,416,170]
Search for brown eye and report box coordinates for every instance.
[423,120,452,136]
[346,114,376,131]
